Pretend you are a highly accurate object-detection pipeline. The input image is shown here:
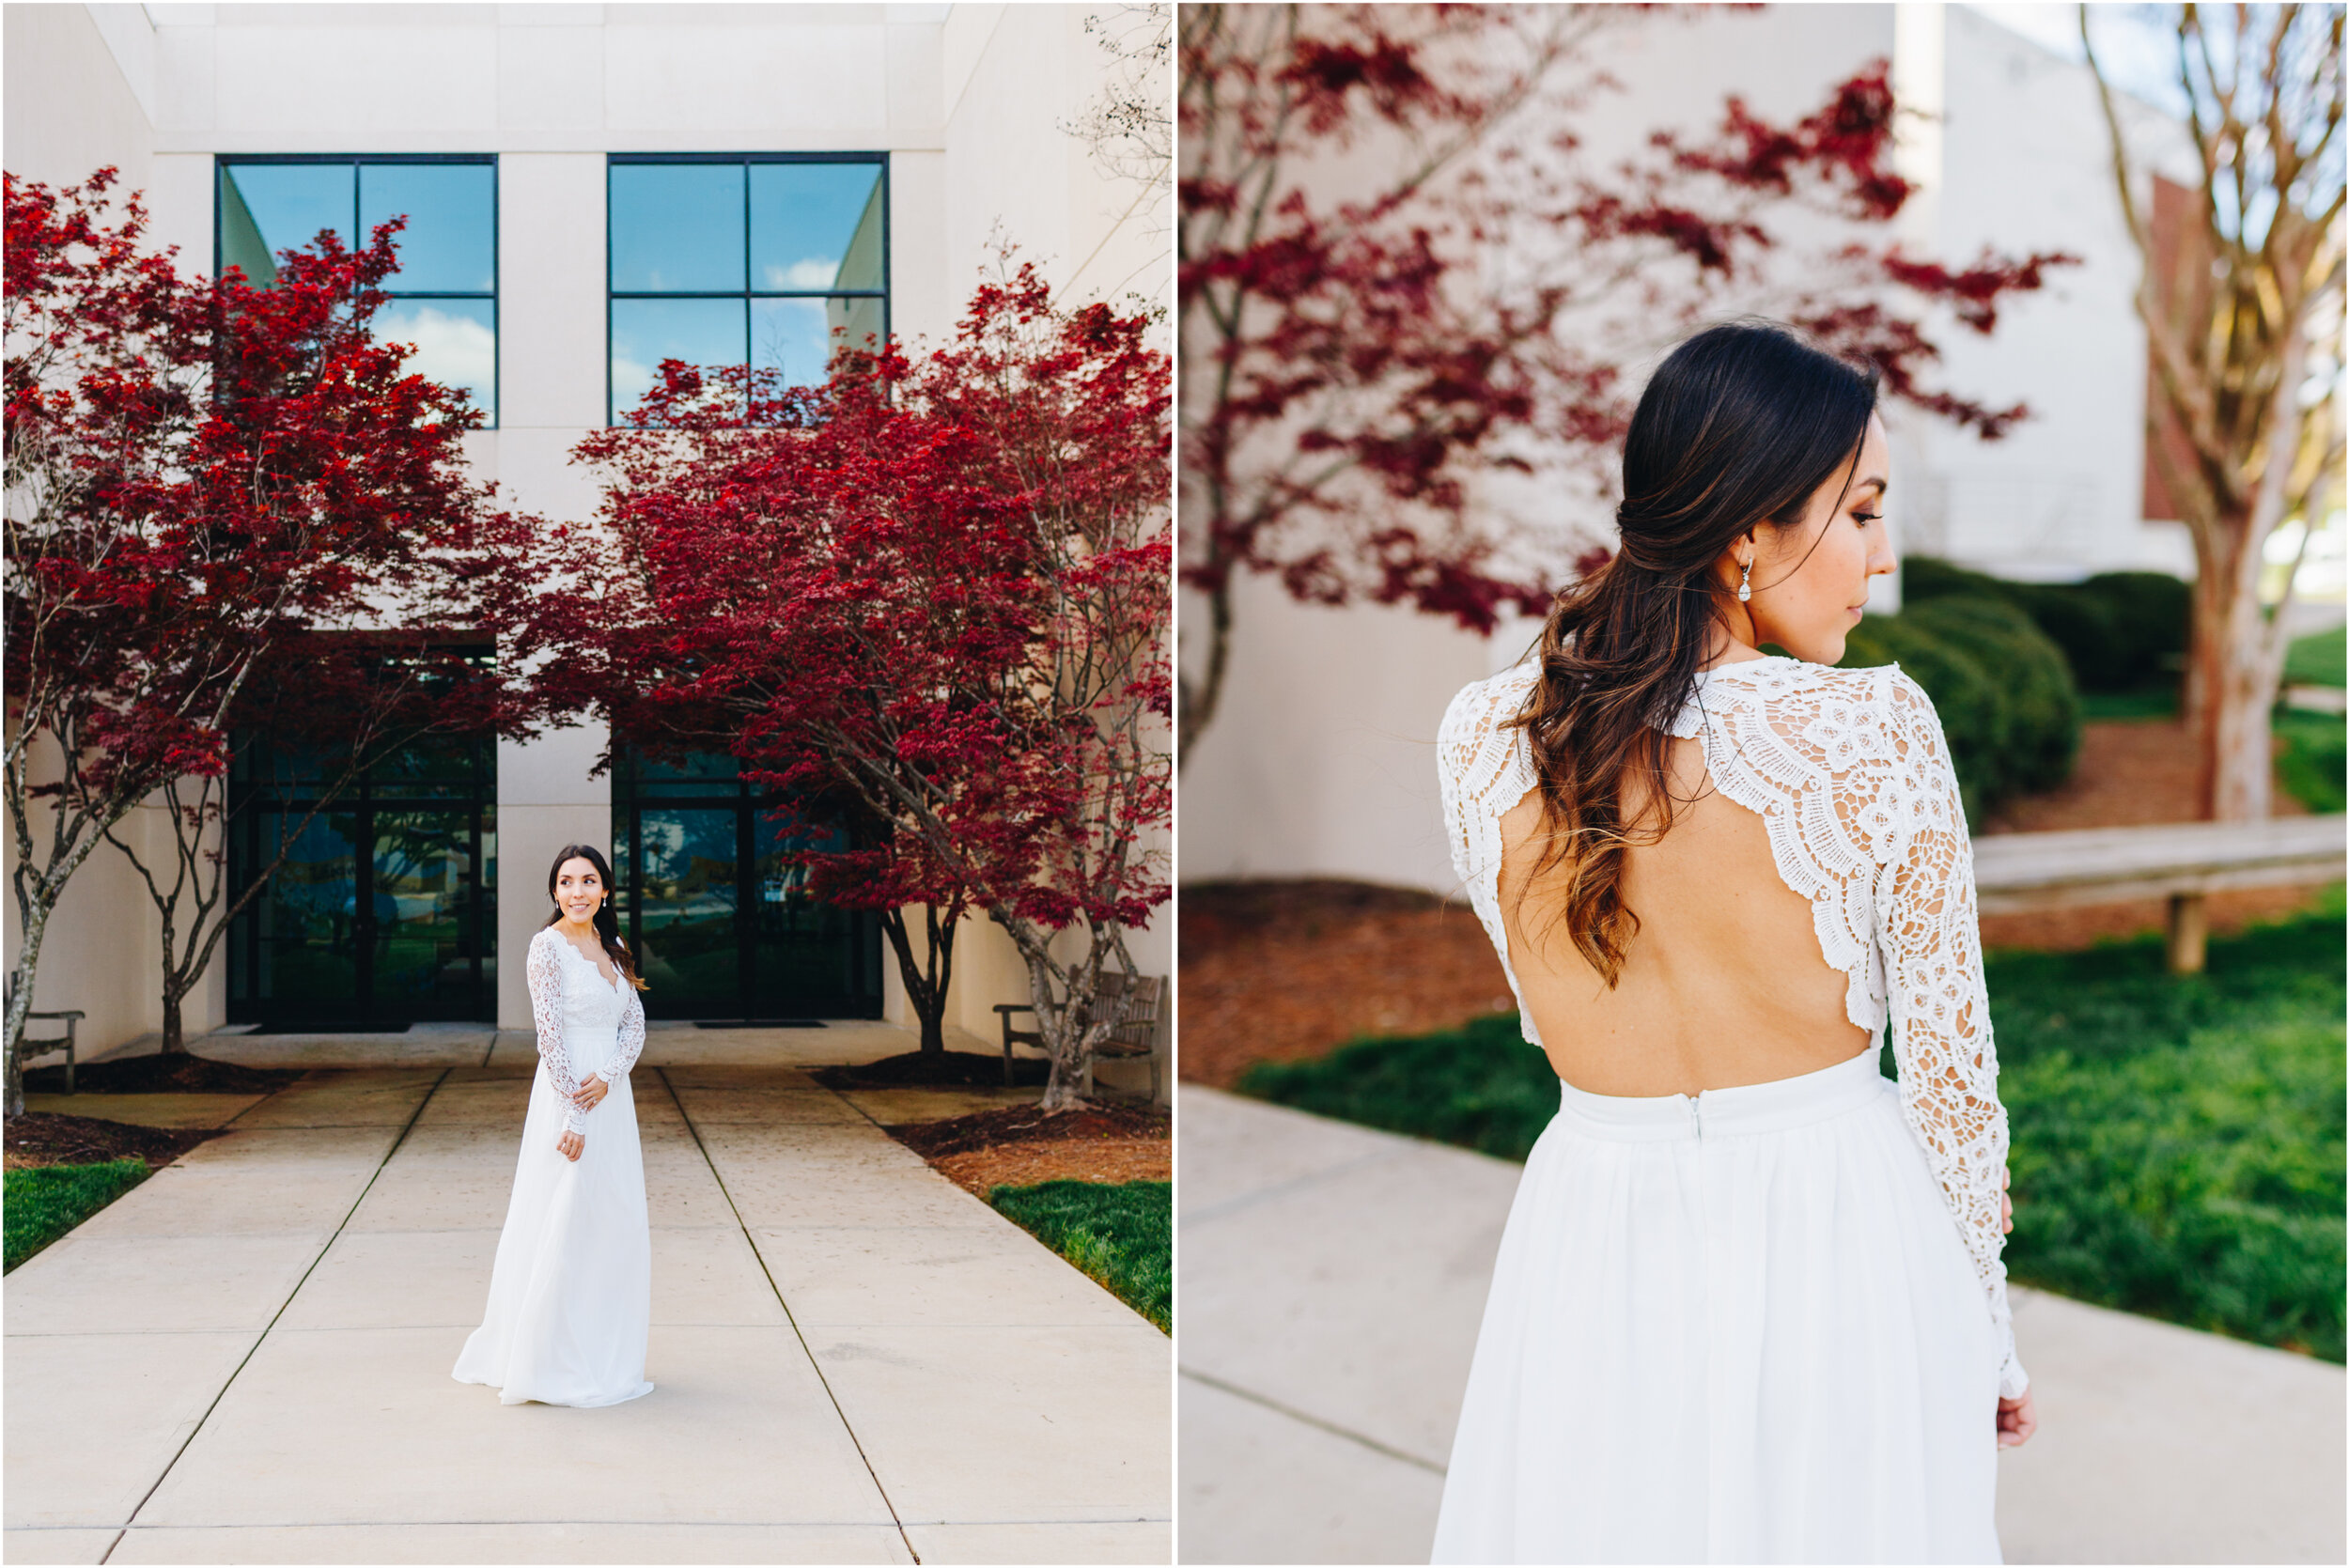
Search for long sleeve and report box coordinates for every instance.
[1872,669,2029,1400]
[1436,662,1547,1049]
[606,974,646,1079]
[526,932,590,1138]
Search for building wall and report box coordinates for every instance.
[1178,3,2201,893]
[7,3,1169,1064]
[0,4,154,193]
[1911,4,2201,581]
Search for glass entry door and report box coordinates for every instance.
[614,753,882,1020]
[229,738,495,1025]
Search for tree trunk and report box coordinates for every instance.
[2186,519,2280,822]
[160,985,186,1056]
[878,903,958,1056]
[1176,581,1234,770]
[5,899,53,1117]
[994,912,1118,1112]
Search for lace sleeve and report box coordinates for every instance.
[607,967,646,1079]
[1437,662,1546,1048]
[1873,668,2028,1399]
[526,931,588,1138]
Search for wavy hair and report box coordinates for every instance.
[542,843,648,990]
[1510,318,1880,986]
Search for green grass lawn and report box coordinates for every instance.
[991,1179,1171,1332]
[2078,684,2181,722]
[5,1158,151,1273]
[1241,884,2346,1362]
[2276,706,2346,813]
[2284,622,2345,689]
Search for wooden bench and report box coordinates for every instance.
[1971,814,2346,973]
[21,1010,86,1094]
[995,970,1168,1102]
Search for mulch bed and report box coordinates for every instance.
[811,1049,1049,1091]
[885,1103,1171,1196]
[1180,722,2340,1090]
[22,1053,307,1096]
[1983,717,2311,833]
[1180,883,1513,1091]
[5,1111,227,1172]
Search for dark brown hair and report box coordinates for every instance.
[543,843,648,990]
[1510,318,1880,985]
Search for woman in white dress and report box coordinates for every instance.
[1431,319,2036,1564]
[452,843,655,1407]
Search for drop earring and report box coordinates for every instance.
[1736,554,1752,603]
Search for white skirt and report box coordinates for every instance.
[1430,1046,2001,1564]
[451,1025,655,1408]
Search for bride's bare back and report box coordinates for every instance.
[1496,721,1870,1097]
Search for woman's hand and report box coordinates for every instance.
[1997,1387,2037,1448]
[572,1073,610,1112]
[2001,1166,2013,1234]
[556,1128,584,1162]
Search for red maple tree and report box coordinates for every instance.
[4,167,551,1108]
[531,263,1171,1108]
[1178,3,2081,758]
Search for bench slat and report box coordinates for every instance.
[1972,814,2345,903]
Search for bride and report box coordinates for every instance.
[1432,318,2035,1563]
[452,843,655,1407]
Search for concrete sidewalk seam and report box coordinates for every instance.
[1178,1149,1399,1227]
[1179,1367,1447,1477]
[655,1066,920,1566]
[103,1068,455,1560]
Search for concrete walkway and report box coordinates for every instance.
[6,1024,1170,1564]
[1179,1086,2346,1566]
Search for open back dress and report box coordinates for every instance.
[452,924,654,1408]
[1429,654,2027,1564]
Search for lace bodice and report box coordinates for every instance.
[1438,654,2029,1399]
[525,926,648,1138]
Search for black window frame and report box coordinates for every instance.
[214,152,501,429]
[610,746,886,1021]
[605,151,891,427]
[223,645,501,1028]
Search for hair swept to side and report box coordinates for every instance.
[1509,317,1880,986]
[542,842,650,991]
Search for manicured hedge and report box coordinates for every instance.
[1901,556,2190,693]
[1837,594,2081,827]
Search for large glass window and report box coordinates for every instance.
[611,750,883,1020]
[226,729,497,1027]
[217,156,498,425]
[608,154,888,424]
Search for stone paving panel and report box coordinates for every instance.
[1176,1374,1439,1566]
[103,1522,914,1564]
[666,1085,868,1126]
[0,1526,122,1564]
[2,1331,262,1529]
[132,1324,898,1529]
[806,1323,1174,1528]
[20,1093,268,1128]
[68,1136,395,1244]
[230,1072,442,1129]
[273,1229,504,1332]
[751,1224,1143,1330]
[7,1234,327,1337]
[904,1520,1173,1564]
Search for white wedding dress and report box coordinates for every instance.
[1429,655,2027,1564]
[452,925,654,1407]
